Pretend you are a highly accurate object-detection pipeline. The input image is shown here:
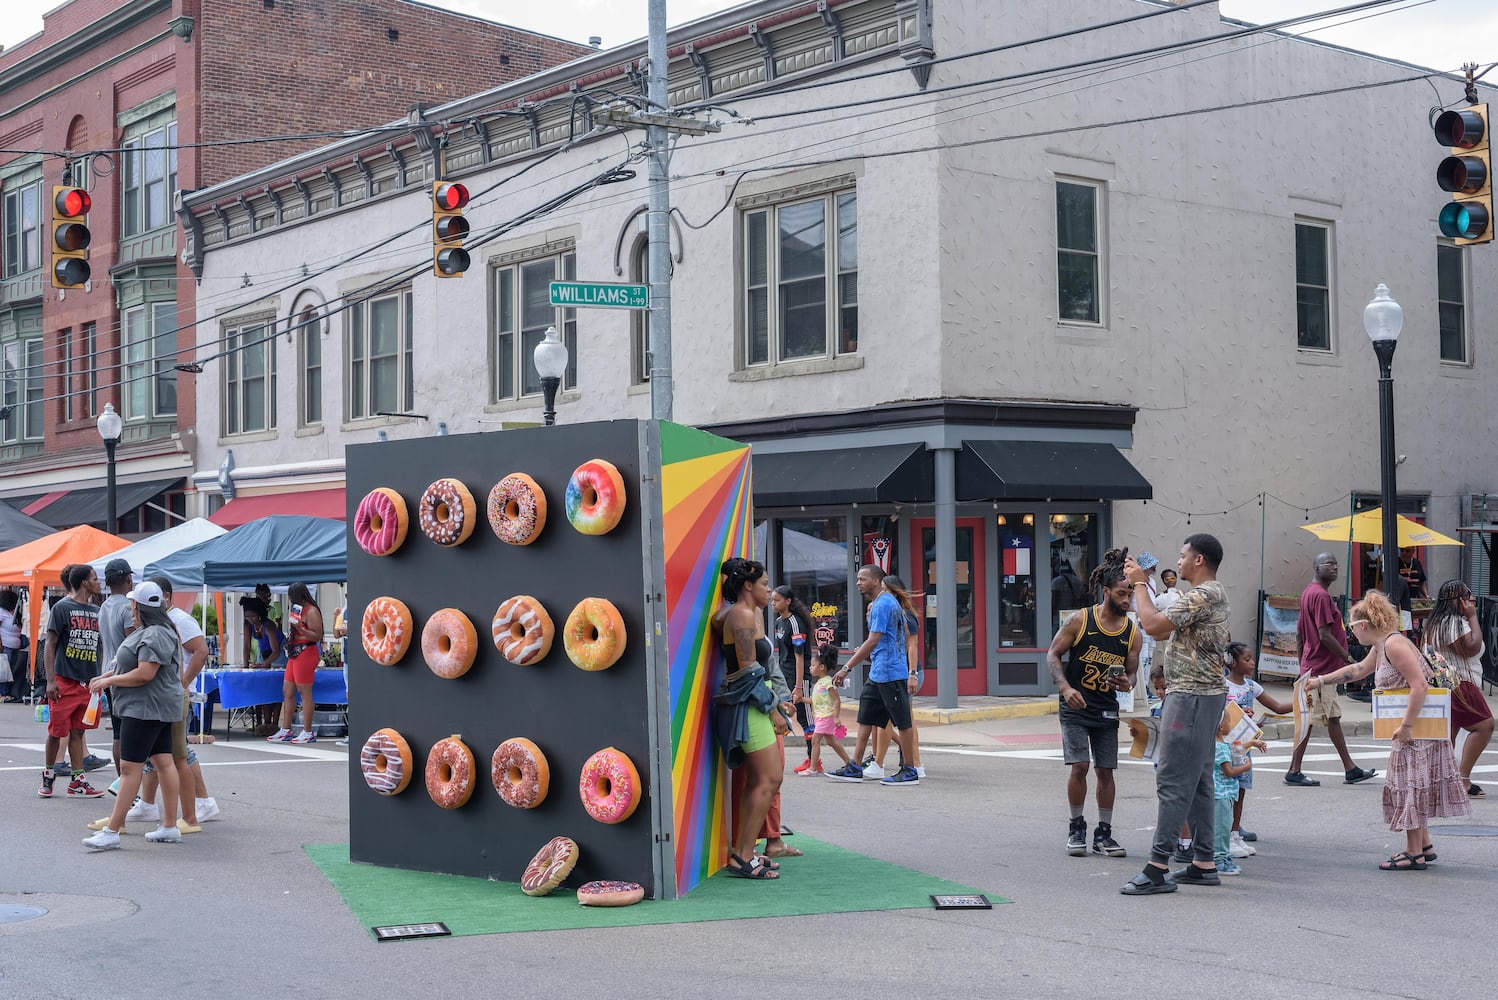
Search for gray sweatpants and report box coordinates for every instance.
[1150,691,1221,866]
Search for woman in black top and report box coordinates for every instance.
[772,585,815,765]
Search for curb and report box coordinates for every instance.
[911,698,1058,726]
[1261,719,1374,740]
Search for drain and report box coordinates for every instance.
[1429,825,1498,837]
[0,904,49,924]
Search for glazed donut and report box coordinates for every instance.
[359,728,413,796]
[492,738,550,809]
[576,881,644,907]
[564,459,626,535]
[418,477,477,546]
[425,735,476,809]
[488,473,547,545]
[578,746,641,825]
[564,598,626,672]
[353,487,409,556]
[492,596,554,666]
[522,836,579,897]
[361,597,414,666]
[422,608,478,679]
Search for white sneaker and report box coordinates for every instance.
[290,731,317,744]
[196,797,221,822]
[914,766,927,779]
[144,825,182,844]
[83,827,121,851]
[1229,832,1255,858]
[125,798,161,823]
[266,728,293,743]
[861,760,885,780]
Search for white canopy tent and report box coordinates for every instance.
[87,517,228,581]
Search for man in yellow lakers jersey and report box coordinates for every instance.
[1047,548,1141,858]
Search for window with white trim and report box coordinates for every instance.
[84,322,98,417]
[1056,179,1102,325]
[347,289,413,420]
[123,302,177,419]
[121,120,177,237]
[1437,242,1469,365]
[742,188,858,365]
[299,308,323,426]
[1296,220,1333,351]
[3,179,42,277]
[222,317,277,435]
[490,250,577,401]
[60,328,73,423]
[1,339,43,442]
[630,238,649,384]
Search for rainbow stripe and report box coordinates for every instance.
[659,422,752,896]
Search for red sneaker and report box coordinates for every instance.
[793,759,812,774]
[67,778,105,799]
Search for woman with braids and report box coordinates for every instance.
[1047,548,1140,859]
[773,585,816,772]
[1423,580,1492,797]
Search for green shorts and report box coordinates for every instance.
[741,704,778,755]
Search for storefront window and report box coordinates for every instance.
[1049,513,1097,634]
[997,514,1038,648]
[779,517,849,647]
[859,514,899,579]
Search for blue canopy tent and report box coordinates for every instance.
[145,515,346,588]
[0,502,55,552]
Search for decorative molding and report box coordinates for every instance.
[612,204,684,276]
[748,23,776,83]
[321,166,342,207]
[290,176,311,216]
[818,1,845,61]
[895,0,934,89]
[352,155,375,197]
[176,192,204,278]
[685,43,711,99]
[386,142,408,189]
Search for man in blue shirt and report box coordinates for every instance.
[829,565,920,785]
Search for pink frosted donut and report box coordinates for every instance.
[353,488,408,556]
[578,747,641,825]
[488,473,547,545]
[492,596,554,666]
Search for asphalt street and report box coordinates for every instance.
[1,701,1494,1000]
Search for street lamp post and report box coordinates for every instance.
[1364,284,1404,596]
[96,402,123,534]
[533,325,569,427]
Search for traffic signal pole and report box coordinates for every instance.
[646,0,673,422]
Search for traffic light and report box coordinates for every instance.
[51,185,92,288]
[432,181,470,277]
[1434,103,1492,246]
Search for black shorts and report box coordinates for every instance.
[118,717,173,764]
[857,678,913,731]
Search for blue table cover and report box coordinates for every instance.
[201,668,347,709]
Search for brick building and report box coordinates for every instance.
[0,0,588,533]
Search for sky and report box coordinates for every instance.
[1,1,1494,76]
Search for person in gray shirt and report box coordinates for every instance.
[96,559,134,782]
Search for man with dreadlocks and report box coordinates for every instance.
[1047,548,1141,858]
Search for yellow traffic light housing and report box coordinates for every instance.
[432,181,471,277]
[1435,104,1492,246]
[51,185,92,288]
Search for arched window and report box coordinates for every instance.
[299,307,322,427]
[630,237,649,385]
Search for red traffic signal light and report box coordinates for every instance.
[434,182,469,211]
[55,187,92,217]
[432,181,471,278]
[51,185,92,288]
[1434,105,1492,246]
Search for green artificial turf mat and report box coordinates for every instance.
[307,834,1007,937]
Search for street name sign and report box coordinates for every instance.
[549,281,649,310]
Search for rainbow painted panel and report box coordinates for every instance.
[659,422,752,897]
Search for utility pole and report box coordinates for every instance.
[646,0,672,422]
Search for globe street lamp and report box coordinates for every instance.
[533,325,569,426]
[1364,283,1403,596]
[96,402,123,533]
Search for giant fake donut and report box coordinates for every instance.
[492,737,550,809]
[488,473,547,545]
[422,608,478,679]
[353,488,409,556]
[492,596,554,666]
[564,459,626,535]
[418,477,477,546]
[579,746,641,825]
[359,728,413,796]
[522,836,579,897]
[425,735,476,809]
[563,598,626,672]
[361,597,414,666]
[576,881,644,907]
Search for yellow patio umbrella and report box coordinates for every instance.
[1301,508,1463,547]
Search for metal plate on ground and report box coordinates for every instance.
[373,922,452,941]
[0,904,48,924]
[0,893,136,934]
[1427,825,1498,837]
[931,894,993,910]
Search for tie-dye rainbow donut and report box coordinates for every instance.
[361,597,414,666]
[425,735,476,809]
[564,459,626,535]
[576,880,645,907]
[353,487,409,556]
[579,746,641,824]
[488,473,547,545]
[359,727,413,796]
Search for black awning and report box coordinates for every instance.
[32,478,182,528]
[753,444,931,508]
[958,440,1152,501]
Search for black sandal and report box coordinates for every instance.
[1421,845,1437,863]
[1378,851,1427,872]
[726,853,779,880]
[1468,783,1485,798]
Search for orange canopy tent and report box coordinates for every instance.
[0,525,129,681]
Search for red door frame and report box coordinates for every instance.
[909,516,988,696]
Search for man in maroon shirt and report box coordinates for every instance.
[1284,553,1378,786]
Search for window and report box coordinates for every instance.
[121,121,177,236]
[1056,180,1101,324]
[222,318,276,435]
[123,302,177,419]
[347,289,413,420]
[491,251,577,401]
[60,328,73,423]
[1437,242,1469,364]
[3,179,42,277]
[743,189,857,365]
[83,322,98,416]
[1296,221,1332,350]
[299,309,322,426]
[630,239,649,384]
[779,517,850,647]
[2,339,43,442]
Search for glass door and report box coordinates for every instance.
[910,517,988,696]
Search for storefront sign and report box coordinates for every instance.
[811,602,839,619]
[1259,595,1300,678]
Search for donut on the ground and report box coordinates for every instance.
[576,881,644,907]
[422,608,478,679]
[353,487,409,556]
[563,598,626,672]
[360,728,414,796]
[488,473,547,545]
[579,747,641,825]
[362,597,414,666]
[564,459,626,535]
[425,735,476,809]
[522,836,579,897]
[492,737,550,809]
[418,477,477,546]
[492,596,554,666]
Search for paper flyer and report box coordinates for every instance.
[1127,717,1161,762]
[1224,701,1262,747]
[1292,676,1310,749]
